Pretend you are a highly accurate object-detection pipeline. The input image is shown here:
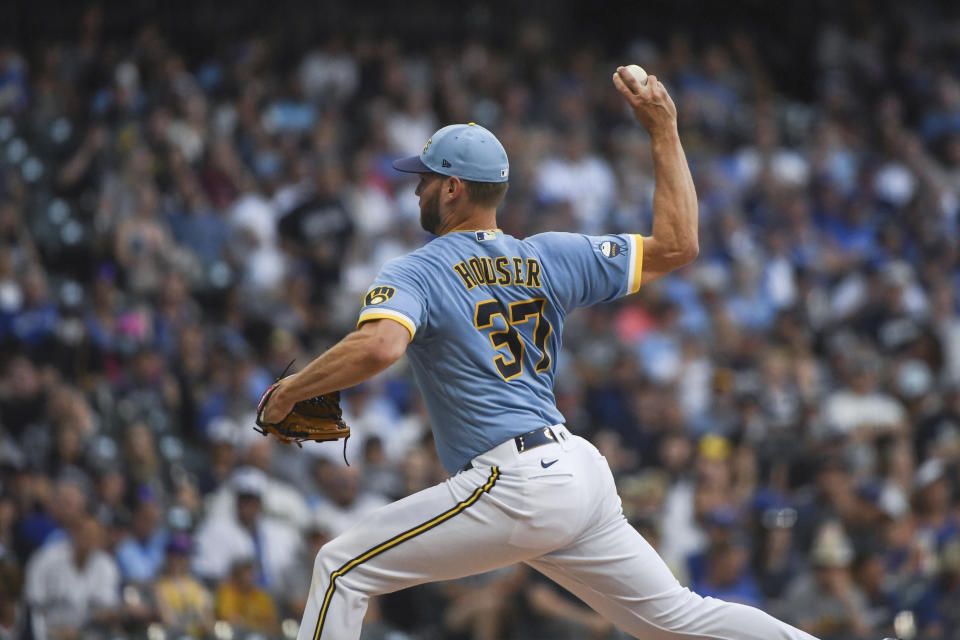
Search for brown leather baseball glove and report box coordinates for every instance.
[255,382,351,463]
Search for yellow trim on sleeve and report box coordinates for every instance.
[631,235,645,293]
[357,311,416,342]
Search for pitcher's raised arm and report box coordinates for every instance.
[613,66,699,284]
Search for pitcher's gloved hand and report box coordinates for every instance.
[255,382,351,463]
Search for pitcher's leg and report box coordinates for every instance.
[528,515,819,640]
[298,466,531,640]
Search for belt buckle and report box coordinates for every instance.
[515,426,558,455]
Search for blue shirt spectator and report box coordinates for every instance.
[114,496,169,583]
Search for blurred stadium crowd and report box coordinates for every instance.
[0,2,959,639]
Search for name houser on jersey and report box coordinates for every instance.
[452,255,543,290]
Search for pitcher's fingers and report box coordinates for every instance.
[612,72,639,104]
[646,75,659,94]
[633,72,657,102]
[644,75,667,103]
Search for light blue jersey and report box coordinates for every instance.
[358,229,644,473]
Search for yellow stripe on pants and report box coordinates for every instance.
[312,466,500,639]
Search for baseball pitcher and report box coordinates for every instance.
[258,67,892,640]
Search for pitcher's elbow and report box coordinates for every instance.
[381,338,408,365]
[666,241,698,269]
[365,334,407,369]
[680,241,699,265]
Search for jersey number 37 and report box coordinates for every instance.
[473,297,553,381]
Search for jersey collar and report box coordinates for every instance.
[445,228,503,235]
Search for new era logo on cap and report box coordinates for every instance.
[442,159,452,168]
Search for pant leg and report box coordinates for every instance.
[526,443,819,640]
[297,465,537,640]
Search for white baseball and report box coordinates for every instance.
[624,64,648,89]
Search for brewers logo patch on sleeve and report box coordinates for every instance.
[364,286,396,306]
[599,240,621,258]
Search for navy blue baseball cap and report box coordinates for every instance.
[392,123,509,183]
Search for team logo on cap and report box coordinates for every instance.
[422,138,432,154]
[599,241,621,258]
[364,286,396,306]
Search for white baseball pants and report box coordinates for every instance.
[297,425,819,640]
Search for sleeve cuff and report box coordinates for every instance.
[627,234,644,294]
[357,309,417,342]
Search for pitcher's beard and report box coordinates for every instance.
[419,189,442,234]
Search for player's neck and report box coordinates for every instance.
[441,208,499,235]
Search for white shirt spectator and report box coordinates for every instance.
[229,192,286,292]
[191,511,300,587]
[677,352,714,423]
[822,389,906,435]
[166,119,204,164]
[204,466,313,530]
[535,154,616,233]
[939,315,960,385]
[344,179,395,235]
[386,104,436,157]
[763,252,798,309]
[194,467,303,586]
[25,539,120,637]
[658,479,704,574]
[299,49,359,105]
[311,492,390,537]
[735,147,810,188]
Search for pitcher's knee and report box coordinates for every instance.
[651,588,776,640]
[313,543,378,598]
[645,587,718,632]
[313,545,352,590]
[313,545,336,576]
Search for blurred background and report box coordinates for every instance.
[0,0,959,638]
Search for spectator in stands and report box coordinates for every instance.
[24,513,121,638]
[692,537,763,608]
[309,460,388,537]
[214,556,279,636]
[114,491,168,583]
[0,356,45,442]
[778,523,872,639]
[0,560,24,640]
[821,354,907,441]
[851,546,898,634]
[535,125,616,234]
[752,503,804,600]
[8,266,59,353]
[192,467,298,588]
[912,459,960,551]
[154,533,213,638]
[931,539,960,638]
[196,417,240,494]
